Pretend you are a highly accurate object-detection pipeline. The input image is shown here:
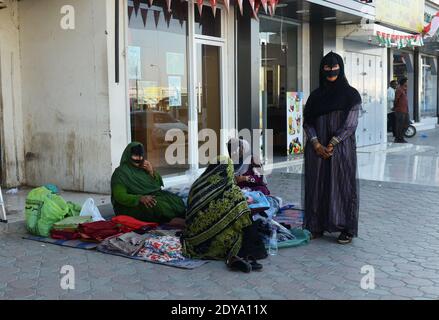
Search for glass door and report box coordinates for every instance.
[195,41,223,167]
[190,2,226,171]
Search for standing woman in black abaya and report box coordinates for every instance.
[303,52,362,244]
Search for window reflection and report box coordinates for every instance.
[128,0,189,176]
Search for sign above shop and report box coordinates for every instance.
[423,12,439,37]
[376,0,425,33]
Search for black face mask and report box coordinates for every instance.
[324,68,340,79]
[131,157,144,165]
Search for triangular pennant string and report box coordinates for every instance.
[154,10,160,28]
[197,0,203,16]
[133,0,141,15]
[210,0,218,17]
[128,5,134,21]
[141,8,148,27]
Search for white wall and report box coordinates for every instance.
[106,0,130,174]
[0,0,26,187]
[336,27,388,146]
[19,0,113,193]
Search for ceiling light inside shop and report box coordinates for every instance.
[296,10,309,14]
[340,20,354,24]
[324,17,337,21]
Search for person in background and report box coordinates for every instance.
[227,138,270,195]
[303,52,362,245]
[387,80,398,137]
[393,78,409,143]
[111,142,186,225]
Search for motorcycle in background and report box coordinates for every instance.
[387,112,417,138]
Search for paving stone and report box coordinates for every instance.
[390,287,424,298]
[2,156,439,300]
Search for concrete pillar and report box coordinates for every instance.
[237,5,260,133]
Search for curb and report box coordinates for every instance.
[0,220,27,235]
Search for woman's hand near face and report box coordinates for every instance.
[142,160,154,175]
[140,195,157,208]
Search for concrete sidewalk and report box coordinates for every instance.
[1,128,439,300]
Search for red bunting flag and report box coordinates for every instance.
[166,0,172,13]
[210,0,217,17]
[236,0,244,16]
[248,0,255,11]
[268,0,278,15]
[268,3,273,16]
[223,0,230,12]
[260,0,268,14]
[252,0,261,20]
[197,0,203,15]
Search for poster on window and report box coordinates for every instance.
[128,46,142,80]
[166,52,185,76]
[168,76,182,107]
[286,92,304,155]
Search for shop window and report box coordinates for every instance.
[421,56,437,118]
[127,0,189,176]
[259,15,299,157]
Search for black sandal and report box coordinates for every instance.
[246,256,263,271]
[337,232,353,244]
[227,256,252,273]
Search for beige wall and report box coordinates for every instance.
[19,0,114,193]
[0,0,26,187]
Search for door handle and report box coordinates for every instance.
[197,82,202,114]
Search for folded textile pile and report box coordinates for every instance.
[137,234,185,263]
[98,232,151,256]
[111,215,158,231]
[52,216,93,231]
[78,221,132,242]
[50,216,93,240]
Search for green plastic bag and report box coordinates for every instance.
[25,187,81,237]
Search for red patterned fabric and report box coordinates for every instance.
[111,215,158,231]
[50,229,81,240]
[78,221,132,242]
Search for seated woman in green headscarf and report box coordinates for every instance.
[111,142,186,225]
[181,156,267,273]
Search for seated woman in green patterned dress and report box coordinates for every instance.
[181,156,267,273]
[111,142,186,225]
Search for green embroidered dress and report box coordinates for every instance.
[111,142,186,223]
[181,157,253,261]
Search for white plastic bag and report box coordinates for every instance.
[80,198,105,222]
